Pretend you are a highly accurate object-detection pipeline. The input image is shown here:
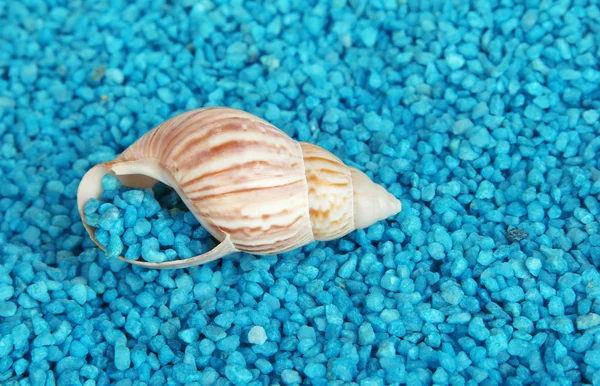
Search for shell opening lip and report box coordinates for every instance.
[77,162,237,269]
[76,163,162,264]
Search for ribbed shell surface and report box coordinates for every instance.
[300,142,355,241]
[114,108,315,255]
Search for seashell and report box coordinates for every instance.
[77,107,402,269]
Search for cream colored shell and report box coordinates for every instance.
[77,107,401,269]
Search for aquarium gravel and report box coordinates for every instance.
[83,176,216,263]
[1,0,600,385]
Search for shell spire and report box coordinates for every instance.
[77,107,402,269]
[349,167,402,229]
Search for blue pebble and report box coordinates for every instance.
[83,199,101,214]
[428,242,445,260]
[199,339,216,356]
[134,218,152,237]
[114,345,131,370]
[583,109,599,124]
[225,365,253,385]
[27,281,50,303]
[576,313,600,330]
[248,326,268,345]
[122,190,144,207]
[105,68,124,84]
[125,243,142,260]
[442,286,464,305]
[304,363,325,378]
[446,53,466,70]
[157,88,176,104]
[365,293,385,312]
[281,369,301,385]
[122,206,138,228]
[486,329,508,356]
[216,336,240,352]
[122,228,137,246]
[360,27,378,47]
[468,317,490,341]
[141,192,161,217]
[584,350,600,368]
[255,358,273,374]
[550,316,574,334]
[358,322,376,345]
[107,232,124,259]
[419,308,445,324]
[158,228,175,246]
[67,284,87,305]
[98,207,120,231]
[141,237,166,263]
[102,174,121,190]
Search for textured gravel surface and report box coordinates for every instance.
[1,0,600,385]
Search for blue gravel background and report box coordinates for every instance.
[2,0,600,385]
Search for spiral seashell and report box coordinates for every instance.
[77,107,402,269]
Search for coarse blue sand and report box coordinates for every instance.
[1,0,600,385]
[83,177,216,263]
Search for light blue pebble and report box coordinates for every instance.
[106,233,123,259]
[428,242,445,260]
[248,326,267,345]
[83,199,101,214]
[446,53,465,70]
[67,284,87,305]
[469,317,490,341]
[157,88,175,104]
[419,308,445,323]
[224,365,253,386]
[114,345,130,370]
[122,228,137,246]
[584,350,600,368]
[105,68,124,84]
[102,174,121,190]
[99,207,120,231]
[0,301,17,317]
[527,202,544,221]
[583,109,599,124]
[123,206,138,228]
[358,322,376,345]
[304,363,325,378]
[142,237,166,263]
[486,329,508,356]
[476,180,495,199]
[134,218,151,237]
[438,351,457,373]
[27,281,50,303]
[550,316,574,334]
[442,286,464,305]
[576,313,600,329]
[216,336,240,352]
[122,190,144,207]
[360,27,378,47]
[158,228,175,246]
[365,293,385,312]
[125,243,141,260]
[281,369,301,385]
[255,358,273,374]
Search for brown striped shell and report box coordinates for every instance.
[77,107,402,269]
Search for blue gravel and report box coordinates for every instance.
[2,0,600,385]
[83,178,216,262]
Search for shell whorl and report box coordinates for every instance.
[300,142,355,241]
[111,107,315,255]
